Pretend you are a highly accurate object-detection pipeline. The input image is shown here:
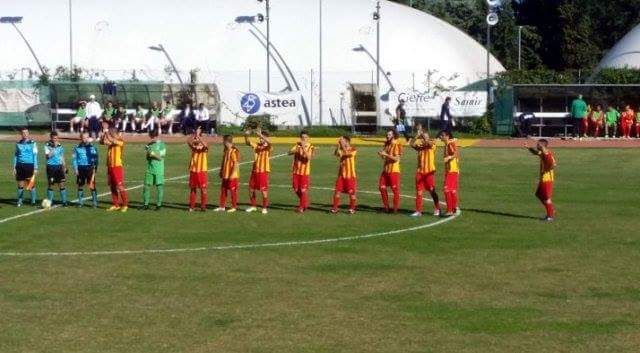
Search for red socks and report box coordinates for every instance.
[262,197,269,209]
[332,195,340,210]
[380,188,390,210]
[120,190,128,207]
[544,201,555,218]
[415,193,423,213]
[392,188,400,212]
[219,187,227,208]
[349,195,356,210]
[200,189,207,210]
[250,192,257,207]
[231,189,238,209]
[189,189,196,209]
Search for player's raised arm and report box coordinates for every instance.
[256,128,271,146]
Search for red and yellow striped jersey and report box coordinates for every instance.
[291,143,315,176]
[336,147,357,179]
[538,150,556,182]
[189,143,208,172]
[221,146,240,179]
[382,139,403,173]
[107,139,124,168]
[250,142,272,173]
[444,140,459,173]
[413,140,436,173]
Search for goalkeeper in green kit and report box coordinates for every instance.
[141,129,166,210]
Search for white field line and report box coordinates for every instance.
[0,154,461,257]
[0,153,288,225]
[0,185,459,257]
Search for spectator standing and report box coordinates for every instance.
[440,97,454,134]
[570,94,588,138]
[70,101,87,133]
[180,103,196,135]
[196,103,211,135]
[86,95,102,139]
[394,99,410,141]
[604,106,620,139]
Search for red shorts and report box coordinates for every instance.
[292,174,310,191]
[415,172,436,192]
[249,172,269,191]
[379,172,400,188]
[536,181,554,200]
[335,177,357,194]
[107,166,124,186]
[221,178,239,190]
[444,172,459,192]
[189,171,208,189]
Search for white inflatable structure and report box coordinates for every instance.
[1,0,505,126]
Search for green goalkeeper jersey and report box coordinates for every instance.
[605,108,620,125]
[145,140,166,175]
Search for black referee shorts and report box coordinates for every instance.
[15,163,34,181]
[77,166,95,187]
[47,165,66,184]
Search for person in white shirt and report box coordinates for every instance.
[85,95,102,138]
[142,101,161,132]
[195,103,211,135]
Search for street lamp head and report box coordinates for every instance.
[235,15,257,23]
[373,12,380,20]
[256,13,265,22]
[0,16,23,24]
[352,45,365,52]
[148,45,163,51]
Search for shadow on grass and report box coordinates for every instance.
[463,208,539,220]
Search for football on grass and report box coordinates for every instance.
[41,199,52,209]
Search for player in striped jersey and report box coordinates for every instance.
[244,128,272,214]
[100,127,129,212]
[378,129,403,213]
[188,126,209,211]
[410,125,440,217]
[215,135,240,213]
[331,136,357,214]
[525,139,557,222]
[438,130,460,216]
[288,131,316,213]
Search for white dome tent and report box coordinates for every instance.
[1,0,505,127]
[596,24,640,72]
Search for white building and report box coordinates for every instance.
[1,0,504,126]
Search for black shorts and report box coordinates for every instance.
[15,163,34,181]
[77,166,95,187]
[47,165,66,184]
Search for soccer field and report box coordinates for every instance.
[1,141,639,352]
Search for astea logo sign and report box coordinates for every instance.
[240,93,297,115]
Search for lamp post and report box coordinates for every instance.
[485,0,501,110]
[1,17,45,75]
[258,0,271,92]
[319,0,323,125]
[374,1,381,128]
[69,0,73,73]
[148,44,184,86]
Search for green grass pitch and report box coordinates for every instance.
[0,140,639,352]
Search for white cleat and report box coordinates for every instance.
[246,207,257,213]
[227,208,237,213]
[433,209,441,217]
[410,211,422,217]
[214,207,226,212]
[261,208,268,214]
[455,208,462,216]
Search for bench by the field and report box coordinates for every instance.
[51,107,183,132]
[514,112,573,138]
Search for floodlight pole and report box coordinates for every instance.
[375,0,381,129]
[265,0,271,92]
[319,0,323,125]
[486,24,491,110]
[3,20,45,75]
[518,25,522,70]
[69,0,73,73]
[150,44,185,87]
